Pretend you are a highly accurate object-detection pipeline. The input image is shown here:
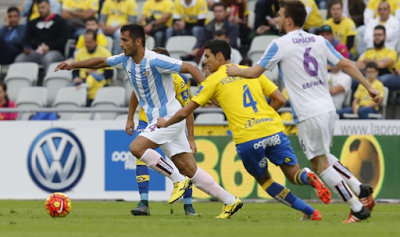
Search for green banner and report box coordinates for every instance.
[192,135,400,200]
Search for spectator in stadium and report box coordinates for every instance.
[198,29,242,70]
[72,30,113,106]
[185,3,238,62]
[337,62,384,119]
[139,0,174,47]
[377,54,400,92]
[0,82,18,121]
[317,25,349,59]
[20,0,61,22]
[364,0,398,25]
[299,0,323,33]
[326,0,365,27]
[0,7,26,65]
[222,0,250,46]
[253,0,281,37]
[165,0,208,43]
[100,0,138,54]
[75,16,108,50]
[328,66,352,110]
[15,0,68,73]
[324,0,356,55]
[356,25,397,76]
[61,0,99,38]
[363,1,399,51]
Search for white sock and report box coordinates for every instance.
[191,167,236,205]
[327,154,362,196]
[163,157,185,182]
[140,149,183,181]
[320,166,363,212]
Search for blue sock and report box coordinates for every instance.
[264,180,314,215]
[183,187,193,205]
[295,169,310,185]
[136,165,150,201]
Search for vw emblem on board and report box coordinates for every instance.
[28,128,85,192]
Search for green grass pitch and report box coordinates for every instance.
[1,201,400,237]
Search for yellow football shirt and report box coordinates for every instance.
[358,47,397,71]
[301,0,323,30]
[75,33,108,50]
[62,0,99,12]
[192,64,284,144]
[139,74,190,122]
[367,0,398,18]
[100,0,138,27]
[75,46,112,79]
[172,0,208,24]
[354,79,384,110]
[324,17,357,46]
[142,0,174,27]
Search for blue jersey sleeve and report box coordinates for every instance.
[257,41,282,70]
[106,54,126,69]
[150,54,182,74]
[325,39,343,66]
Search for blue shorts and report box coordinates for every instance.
[236,132,298,178]
[136,120,148,134]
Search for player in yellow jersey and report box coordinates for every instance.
[157,39,332,220]
[131,47,198,216]
[300,0,323,31]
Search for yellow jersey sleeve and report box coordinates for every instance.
[87,0,99,11]
[198,0,208,19]
[354,84,362,100]
[97,33,109,48]
[142,1,151,19]
[62,0,73,11]
[173,0,184,19]
[387,49,397,68]
[191,78,218,107]
[173,74,191,106]
[76,35,85,50]
[100,0,110,15]
[259,75,278,97]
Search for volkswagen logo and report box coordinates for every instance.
[28,128,85,192]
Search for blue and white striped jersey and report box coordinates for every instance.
[107,48,183,123]
[257,30,343,123]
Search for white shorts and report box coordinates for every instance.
[297,111,336,160]
[139,119,192,158]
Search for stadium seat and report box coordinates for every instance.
[16,87,47,120]
[91,87,126,120]
[53,87,87,120]
[105,36,114,53]
[44,62,72,106]
[4,62,39,101]
[248,35,280,81]
[195,113,225,124]
[166,36,197,60]
[146,36,155,50]
[70,113,101,120]
[247,0,257,12]
[319,9,328,21]
[247,11,255,29]
[64,39,76,58]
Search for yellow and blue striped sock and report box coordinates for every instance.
[136,163,150,202]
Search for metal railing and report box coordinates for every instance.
[0,107,296,125]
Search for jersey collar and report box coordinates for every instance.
[180,0,197,8]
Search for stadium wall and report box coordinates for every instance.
[0,120,398,200]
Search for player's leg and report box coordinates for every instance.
[131,159,151,216]
[164,132,242,219]
[327,154,375,212]
[267,132,331,204]
[236,138,320,220]
[298,112,370,223]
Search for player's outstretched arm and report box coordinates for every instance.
[226,64,265,78]
[54,57,109,71]
[126,91,139,136]
[157,101,200,128]
[336,58,382,104]
[180,62,206,84]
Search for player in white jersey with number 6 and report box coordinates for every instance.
[55,24,243,218]
[226,1,381,223]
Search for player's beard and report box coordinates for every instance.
[374,40,384,49]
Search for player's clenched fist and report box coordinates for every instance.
[226,64,240,76]
[156,117,167,128]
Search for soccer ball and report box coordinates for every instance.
[45,192,72,217]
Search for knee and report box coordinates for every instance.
[129,142,145,158]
